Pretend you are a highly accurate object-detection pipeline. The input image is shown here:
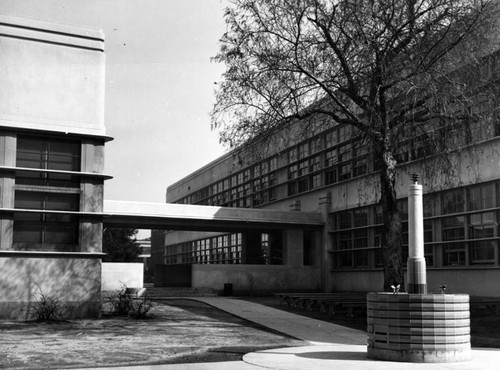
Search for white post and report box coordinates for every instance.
[407,174,427,294]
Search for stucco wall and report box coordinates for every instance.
[192,264,321,293]
[0,16,105,136]
[101,262,144,291]
[0,256,102,319]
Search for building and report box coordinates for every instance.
[152,48,500,297]
[0,16,109,319]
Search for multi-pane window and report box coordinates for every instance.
[325,129,338,148]
[442,216,466,266]
[469,211,495,264]
[331,181,500,270]
[164,233,246,265]
[442,189,465,214]
[16,136,81,188]
[298,142,309,159]
[13,191,79,251]
[325,150,338,185]
[468,183,495,211]
[14,135,81,252]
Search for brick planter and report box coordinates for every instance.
[367,292,471,362]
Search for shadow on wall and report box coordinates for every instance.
[0,256,102,320]
[192,264,321,295]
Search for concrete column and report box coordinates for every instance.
[0,132,16,250]
[79,139,105,253]
[318,191,331,291]
[407,174,427,294]
[283,229,304,267]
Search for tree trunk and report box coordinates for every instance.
[379,150,405,292]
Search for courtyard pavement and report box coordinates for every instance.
[91,297,500,370]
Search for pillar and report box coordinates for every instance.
[407,174,427,294]
[282,229,304,267]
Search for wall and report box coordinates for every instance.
[0,16,105,137]
[101,263,144,291]
[0,256,101,320]
[192,264,321,294]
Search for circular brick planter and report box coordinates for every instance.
[367,292,471,362]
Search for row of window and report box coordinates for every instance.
[330,181,500,269]
[287,139,369,195]
[174,92,500,208]
[177,157,278,207]
[165,234,243,265]
[176,125,368,206]
[164,233,284,265]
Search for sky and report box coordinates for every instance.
[2,0,228,207]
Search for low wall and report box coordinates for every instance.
[154,264,192,287]
[101,262,143,291]
[0,256,101,320]
[331,268,500,296]
[192,264,321,294]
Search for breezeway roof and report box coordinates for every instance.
[102,200,325,232]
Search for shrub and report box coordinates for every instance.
[26,287,66,322]
[103,285,154,319]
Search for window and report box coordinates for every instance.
[16,136,81,188]
[469,212,496,264]
[468,184,495,211]
[442,216,466,266]
[288,147,298,162]
[310,137,322,154]
[339,125,351,142]
[325,149,338,185]
[310,155,321,172]
[298,142,309,159]
[353,209,368,227]
[325,129,338,148]
[353,157,367,177]
[269,156,278,171]
[13,191,79,251]
[442,189,464,214]
[298,160,309,176]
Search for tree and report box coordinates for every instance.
[102,228,141,262]
[212,0,499,291]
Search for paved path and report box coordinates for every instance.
[92,297,500,370]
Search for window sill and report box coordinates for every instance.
[0,250,105,258]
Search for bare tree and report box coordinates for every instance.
[212,0,499,291]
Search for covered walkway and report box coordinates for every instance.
[102,200,325,231]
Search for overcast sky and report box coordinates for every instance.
[2,0,228,206]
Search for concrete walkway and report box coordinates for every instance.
[92,297,500,370]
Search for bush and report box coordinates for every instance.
[128,296,154,319]
[103,285,154,319]
[26,287,66,322]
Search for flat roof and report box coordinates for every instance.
[103,200,324,231]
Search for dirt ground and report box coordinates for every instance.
[0,299,305,369]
